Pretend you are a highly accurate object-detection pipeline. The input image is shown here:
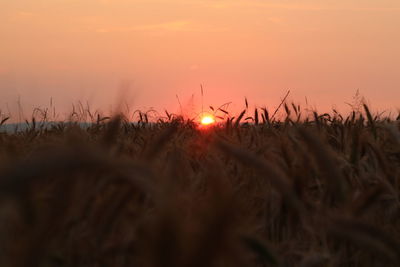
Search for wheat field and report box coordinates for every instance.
[0,103,399,267]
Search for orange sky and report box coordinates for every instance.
[1,0,399,120]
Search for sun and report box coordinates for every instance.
[200,115,215,126]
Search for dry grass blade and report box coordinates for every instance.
[254,108,259,125]
[364,104,377,138]
[234,110,246,128]
[271,90,290,120]
[165,110,171,121]
[262,107,270,125]
[284,103,290,117]
[96,114,110,124]
[0,117,10,126]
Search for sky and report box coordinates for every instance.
[1,0,399,120]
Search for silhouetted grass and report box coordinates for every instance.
[0,101,399,267]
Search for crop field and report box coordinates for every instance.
[0,103,399,267]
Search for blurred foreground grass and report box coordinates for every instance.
[0,103,400,267]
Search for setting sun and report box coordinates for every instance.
[200,115,215,126]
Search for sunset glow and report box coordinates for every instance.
[200,115,215,126]
[0,1,400,118]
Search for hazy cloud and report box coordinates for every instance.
[201,0,400,11]
[95,20,227,33]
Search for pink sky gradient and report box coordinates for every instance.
[1,0,399,120]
